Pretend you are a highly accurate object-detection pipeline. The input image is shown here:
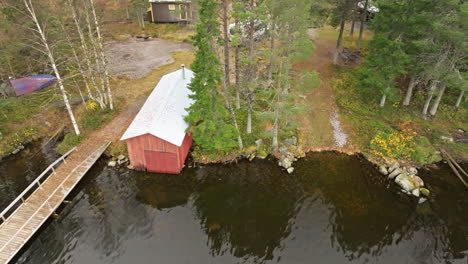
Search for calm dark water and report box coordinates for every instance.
[1,144,467,264]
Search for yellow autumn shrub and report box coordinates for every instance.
[370,128,417,160]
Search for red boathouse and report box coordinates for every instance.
[120,66,194,174]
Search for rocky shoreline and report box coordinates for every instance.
[378,162,430,203]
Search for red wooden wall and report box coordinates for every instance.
[126,133,192,174]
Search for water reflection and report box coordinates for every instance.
[0,140,59,209]
[3,149,466,264]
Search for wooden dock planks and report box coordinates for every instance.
[0,140,111,264]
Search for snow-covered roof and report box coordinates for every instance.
[120,68,194,146]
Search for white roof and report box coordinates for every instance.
[120,68,194,146]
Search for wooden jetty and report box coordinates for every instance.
[0,140,111,263]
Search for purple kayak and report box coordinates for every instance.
[10,74,57,96]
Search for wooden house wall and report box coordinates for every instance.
[126,133,179,170]
[177,133,192,167]
[151,3,192,23]
[126,133,192,173]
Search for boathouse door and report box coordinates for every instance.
[144,150,179,174]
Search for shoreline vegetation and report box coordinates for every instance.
[1,2,466,171]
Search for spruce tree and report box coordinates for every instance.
[185,0,238,154]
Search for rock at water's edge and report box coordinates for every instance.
[411,176,424,188]
[287,167,294,174]
[108,161,117,167]
[379,166,388,175]
[388,168,402,179]
[395,174,416,192]
[388,162,400,173]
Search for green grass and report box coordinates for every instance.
[105,22,195,43]
[56,133,85,155]
[81,108,118,131]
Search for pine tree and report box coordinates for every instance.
[185,0,238,154]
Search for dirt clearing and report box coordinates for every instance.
[105,38,193,79]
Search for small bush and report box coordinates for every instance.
[56,133,84,155]
[82,109,116,131]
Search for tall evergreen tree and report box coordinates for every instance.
[185,0,238,154]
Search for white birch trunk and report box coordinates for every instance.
[247,98,252,134]
[68,0,105,108]
[403,77,416,106]
[84,1,107,106]
[379,94,387,107]
[272,114,278,153]
[455,90,465,108]
[379,86,389,107]
[429,83,446,116]
[89,0,114,110]
[23,0,80,135]
[422,81,437,116]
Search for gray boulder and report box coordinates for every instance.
[388,168,402,179]
[388,162,400,173]
[108,161,117,167]
[408,167,417,175]
[395,174,417,192]
[279,157,292,169]
[411,176,424,188]
[379,166,389,175]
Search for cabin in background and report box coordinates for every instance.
[120,66,194,174]
[148,0,193,23]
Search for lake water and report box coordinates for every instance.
[1,142,467,264]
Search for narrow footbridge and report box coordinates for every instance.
[0,140,111,263]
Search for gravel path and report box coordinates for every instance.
[105,38,193,79]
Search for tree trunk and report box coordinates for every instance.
[68,0,105,108]
[379,94,387,107]
[139,8,145,29]
[23,0,80,135]
[350,2,357,37]
[234,18,241,109]
[84,0,107,106]
[272,116,278,153]
[333,17,345,65]
[247,97,252,134]
[221,0,243,150]
[429,83,446,116]
[221,0,230,92]
[455,90,465,108]
[357,0,369,51]
[422,81,437,116]
[245,0,256,134]
[90,0,114,110]
[402,77,416,106]
[268,26,275,84]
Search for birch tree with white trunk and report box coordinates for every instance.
[89,0,114,110]
[22,0,81,135]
